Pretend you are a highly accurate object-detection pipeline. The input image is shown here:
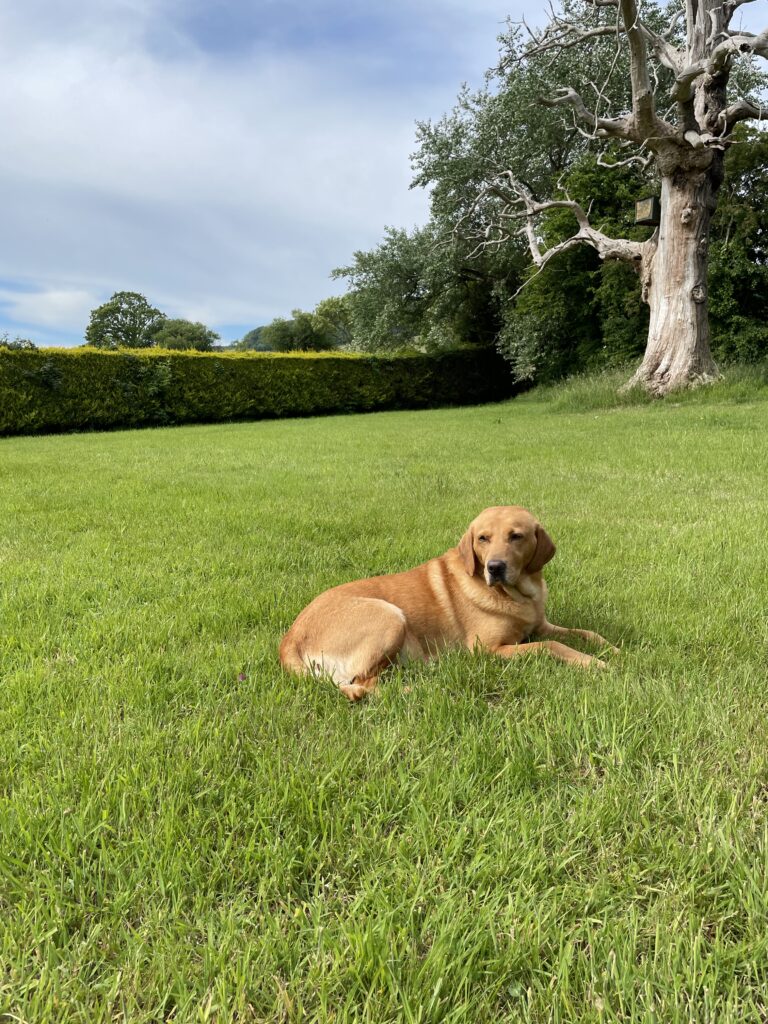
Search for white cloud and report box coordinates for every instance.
[0,287,99,332]
[0,0,527,343]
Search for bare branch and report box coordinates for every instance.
[718,96,768,130]
[673,26,768,100]
[457,174,645,279]
[541,86,636,139]
[620,0,663,134]
[597,149,654,168]
[524,21,621,54]
[641,25,685,73]
[710,27,768,69]
[522,4,683,73]
[663,9,686,40]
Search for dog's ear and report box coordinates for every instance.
[527,523,556,573]
[458,527,479,576]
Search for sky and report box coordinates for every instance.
[3,2,764,348]
[0,0,527,347]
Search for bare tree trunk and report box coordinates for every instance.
[627,169,720,395]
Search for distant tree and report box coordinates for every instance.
[0,334,37,350]
[333,224,523,352]
[236,326,272,351]
[260,310,336,352]
[85,292,166,349]
[311,296,353,348]
[259,317,297,352]
[150,318,219,351]
[291,308,336,350]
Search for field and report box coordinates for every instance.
[2,373,768,1022]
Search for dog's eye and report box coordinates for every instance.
[509,532,523,541]
[478,535,490,543]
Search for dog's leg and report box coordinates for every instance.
[493,640,607,669]
[338,674,381,702]
[538,621,620,655]
[291,597,417,700]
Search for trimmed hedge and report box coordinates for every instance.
[0,347,520,436]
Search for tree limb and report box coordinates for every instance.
[525,2,684,73]
[597,148,654,168]
[673,27,768,100]
[718,96,768,131]
[540,86,636,139]
[724,0,763,27]
[620,0,665,135]
[456,174,645,284]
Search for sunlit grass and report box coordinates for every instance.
[2,381,768,1021]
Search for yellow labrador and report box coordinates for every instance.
[280,506,616,700]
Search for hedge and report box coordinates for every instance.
[0,346,521,436]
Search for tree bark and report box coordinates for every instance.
[627,168,720,395]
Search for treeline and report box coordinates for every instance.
[1,293,223,353]
[235,298,350,353]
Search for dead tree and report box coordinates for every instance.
[463,0,768,395]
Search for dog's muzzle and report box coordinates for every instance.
[486,559,507,584]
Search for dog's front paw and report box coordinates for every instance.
[338,681,376,702]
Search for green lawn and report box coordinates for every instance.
[2,381,768,1022]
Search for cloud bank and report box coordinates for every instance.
[0,0,515,345]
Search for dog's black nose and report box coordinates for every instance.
[487,559,507,578]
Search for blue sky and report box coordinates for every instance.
[0,0,525,347]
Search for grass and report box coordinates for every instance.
[518,360,768,413]
[2,374,768,1022]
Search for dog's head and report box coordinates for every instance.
[457,506,555,587]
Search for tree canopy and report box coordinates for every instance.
[251,309,339,352]
[84,293,221,352]
[85,292,166,350]
[151,319,219,351]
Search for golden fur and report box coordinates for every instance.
[279,506,617,700]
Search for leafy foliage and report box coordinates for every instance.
[333,224,523,352]
[336,4,768,382]
[708,126,768,363]
[259,309,337,352]
[0,347,520,436]
[235,326,270,351]
[85,292,167,349]
[150,318,219,351]
[312,296,353,348]
[497,153,653,379]
[0,333,37,350]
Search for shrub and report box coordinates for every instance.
[0,347,520,436]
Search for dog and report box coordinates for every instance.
[279,506,617,700]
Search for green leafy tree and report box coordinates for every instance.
[708,126,768,363]
[442,0,768,394]
[337,17,637,359]
[85,292,166,349]
[334,4,767,385]
[150,318,219,351]
[0,334,37,350]
[312,296,353,348]
[333,224,521,352]
[260,310,336,352]
[235,326,271,351]
[497,150,652,379]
